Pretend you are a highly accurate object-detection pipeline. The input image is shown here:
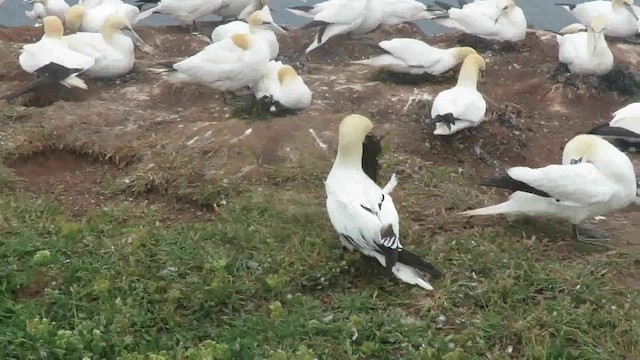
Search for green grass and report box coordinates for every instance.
[1,169,639,359]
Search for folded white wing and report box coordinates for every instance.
[379,38,443,68]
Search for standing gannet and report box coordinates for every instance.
[62,15,144,78]
[18,16,94,90]
[302,0,382,54]
[216,0,268,21]
[352,39,477,75]
[430,0,527,42]
[25,3,47,26]
[253,61,312,112]
[557,0,639,38]
[210,7,286,60]
[556,16,613,76]
[135,0,224,32]
[589,102,640,152]
[64,2,139,33]
[430,54,486,135]
[24,0,69,22]
[289,0,433,25]
[461,134,637,245]
[163,33,270,95]
[326,114,442,290]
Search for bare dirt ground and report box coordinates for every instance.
[0,24,638,276]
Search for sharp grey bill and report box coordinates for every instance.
[265,21,287,34]
[122,27,146,46]
[494,8,507,24]
[625,3,640,21]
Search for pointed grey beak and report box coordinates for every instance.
[122,26,145,46]
[24,0,36,3]
[265,21,287,34]
[624,3,639,21]
[494,6,507,24]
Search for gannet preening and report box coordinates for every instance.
[588,102,640,152]
[17,16,94,91]
[430,0,527,42]
[352,39,477,75]
[65,2,139,33]
[556,0,639,38]
[289,0,434,26]
[556,16,613,76]
[253,61,312,112]
[216,0,268,21]
[135,0,223,32]
[24,0,69,22]
[430,54,486,135]
[210,7,286,60]
[160,33,270,97]
[302,0,382,54]
[461,134,637,246]
[62,15,144,78]
[326,114,442,290]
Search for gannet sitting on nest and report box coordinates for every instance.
[430,54,486,135]
[556,16,613,76]
[556,0,639,38]
[352,38,477,75]
[461,134,637,246]
[65,1,139,33]
[326,114,442,290]
[210,7,286,60]
[216,0,268,21]
[429,0,527,42]
[289,0,434,26]
[588,102,640,153]
[135,0,223,32]
[253,61,312,112]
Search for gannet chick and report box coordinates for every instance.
[165,33,270,93]
[210,7,286,60]
[24,0,69,22]
[135,0,224,32]
[556,0,639,38]
[556,16,613,76]
[326,114,442,290]
[216,0,269,21]
[253,61,312,112]
[302,0,382,54]
[430,0,527,42]
[62,14,144,78]
[461,134,637,246]
[430,53,486,135]
[65,2,139,33]
[588,102,640,153]
[17,16,94,91]
[352,39,477,75]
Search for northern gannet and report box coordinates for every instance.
[352,38,477,75]
[326,114,442,290]
[588,102,640,153]
[289,0,434,26]
[63,15,144,78]
[253,61,312,112]
[461,134,637,246]
[556,0,639,38]
[430,54,486,135]
[135,0,224,32]
[210,7,286,60]
[24,0,69,22]
[64,1,139,33]
[216,0,268,21]
[17,16,94,91]
[25,3,47,26]
[430,0,527,42]
[302,0,382,54]
[556,16,613,76]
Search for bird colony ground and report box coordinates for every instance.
[0,24,639,359]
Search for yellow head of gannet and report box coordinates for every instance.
[65,5,85,33]
[102,14,146,45]
[589,15,608,33]
[277,65,299,85]
[247,8,287,34]
[337,114,374,163]
[562,134,605,165]
[43,16,64,39]
[457,54,486,88]
[231,33,252,50]
[452,47,478,61]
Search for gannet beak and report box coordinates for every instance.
[624,2,639,21]
[24,0,36,4]
[494,6,507,24]
[265,21,287,34]
[122,26,145,46]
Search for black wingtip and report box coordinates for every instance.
[289,5,314,12]
[555,3,577,10]
[588,123,640,138]
[301,20,330,30]
[478,175,552,198]
[3,62,82,102]
[398,250,442,279]
[434,0,459,10]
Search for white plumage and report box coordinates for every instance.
[430,54,487,135]
[588,102,640,153]
[135,0,223,28]
[65,1,139,33]
[289,0,431,25]
[352,38,478,75]
[216,0,267,20]
[558,0,639,38]
[253,61,312,111]
[556,16,613,76]
[24,0,69,22]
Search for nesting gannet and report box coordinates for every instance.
[430,0,527,42]
[65,1,139,33]
[253,61,312,112]
[556,16,613,76]
[163,33,270,94]
[326,114,442,290]
[216,0,268,21]
[352,39,478,75]
[557,0,639,38]
[302,0,382,54]
[18,16,94,90]
[135,0,224,32]
[210,7,286,60]
[63,15,144,78]
[288,0,433,26]
[589,102,640,152]
[24,0,69,22]
[430,54,486,135]
[461,134,637,245]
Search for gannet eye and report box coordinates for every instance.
[570,157,583,165]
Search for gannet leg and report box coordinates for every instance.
[571,224,611,247]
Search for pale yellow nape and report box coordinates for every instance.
[231,33,251,50]
[277,65,298,84]
[65,5,86,32]
[339,114,374,141]
[43,16,64,39]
